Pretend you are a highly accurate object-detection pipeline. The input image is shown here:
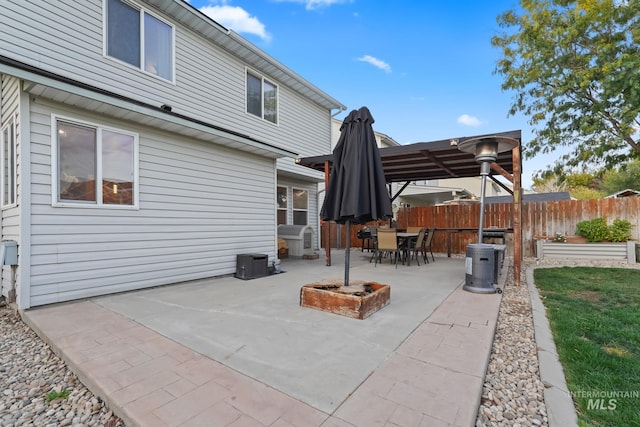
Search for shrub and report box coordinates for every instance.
[576,217,609,242]
[607,219,633,242]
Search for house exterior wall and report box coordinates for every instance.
[27,98,276,307]
[0,0,334,160]
[0,75,21,299]
[1,0,342,307]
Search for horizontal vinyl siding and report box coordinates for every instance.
[0,76,21,298]
[1,0,334,159]
[29,99,276,306]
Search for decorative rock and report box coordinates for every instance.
[0,306,124,427]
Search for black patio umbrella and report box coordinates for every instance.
[320,106,393,286]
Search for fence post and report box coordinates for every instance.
[536,239,544,260]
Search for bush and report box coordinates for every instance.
[607,219,633,242]
[576,217,609,242]
[576,217,634,242]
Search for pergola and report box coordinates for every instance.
[296,129,524,285]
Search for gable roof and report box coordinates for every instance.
[605,189,640,198]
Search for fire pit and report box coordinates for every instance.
[300,280,390,319]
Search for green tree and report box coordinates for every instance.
[492,0,640,175]
[600,158,640,194]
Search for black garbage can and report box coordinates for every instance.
[463,244,496,293]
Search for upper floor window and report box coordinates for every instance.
[53,117,138,208]
[1,118,17,207]
[246,70,278,124]
[105,0,174,81]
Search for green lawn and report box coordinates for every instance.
[534,267,640,427]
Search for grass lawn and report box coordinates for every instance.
[534,267,640,427]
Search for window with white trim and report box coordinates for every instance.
[1,119,17,207]
[246,70,278,124]
[277,186,287,225]
[292,188,308,225]
[105,0,174,81]
[54,117,138,207]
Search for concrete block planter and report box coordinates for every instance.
[536,240,637,263]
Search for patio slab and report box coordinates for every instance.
[22,250,505,426]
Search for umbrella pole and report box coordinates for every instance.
[345,221,351,286]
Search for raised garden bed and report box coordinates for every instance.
[536,240,637,263]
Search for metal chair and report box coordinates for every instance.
[408,228,427,266]
[373,228,399,268]
[420,228,436,263]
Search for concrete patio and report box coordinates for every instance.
[22,250,506,426]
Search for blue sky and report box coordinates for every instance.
[188,0,553,189]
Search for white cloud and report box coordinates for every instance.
[457,114,486,126]
[199,4,271,42]
[273,0,353,11]
[356,55,391,73]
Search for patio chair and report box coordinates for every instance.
[373,228,399,268]
[357,226,374,252]
[408,228,427,266]
[420,228,436,263]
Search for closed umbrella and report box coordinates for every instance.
[320,106,393,286]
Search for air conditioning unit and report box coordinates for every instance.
[235,253,268,280]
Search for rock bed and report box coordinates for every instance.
[476,262,547,427]
[0,303,124,427]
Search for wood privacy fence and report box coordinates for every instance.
[321,198,640,257]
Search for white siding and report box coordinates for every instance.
[0,75,21,299]
[0,0,333,159]
[29,99,276,306]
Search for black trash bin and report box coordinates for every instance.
[463,243,496,293]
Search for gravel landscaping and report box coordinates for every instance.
[0,301,124,427]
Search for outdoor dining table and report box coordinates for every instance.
[396,232,419,265]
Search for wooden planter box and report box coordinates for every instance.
[536,240,637,263]
[300,281,390,319]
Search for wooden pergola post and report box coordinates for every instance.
[512,145,522,285]
[324,160,331,266]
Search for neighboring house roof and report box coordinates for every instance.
[0,55,298,160]
[147,0,345,112]
[484,191,571,204]
[605,189,640,198]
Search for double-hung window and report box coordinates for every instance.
[53,117,138,208]
[1,118,17,207]
[277,186,287,225]
[105,0,174,81]
[292,188,308,225]
[246,70,278,124]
